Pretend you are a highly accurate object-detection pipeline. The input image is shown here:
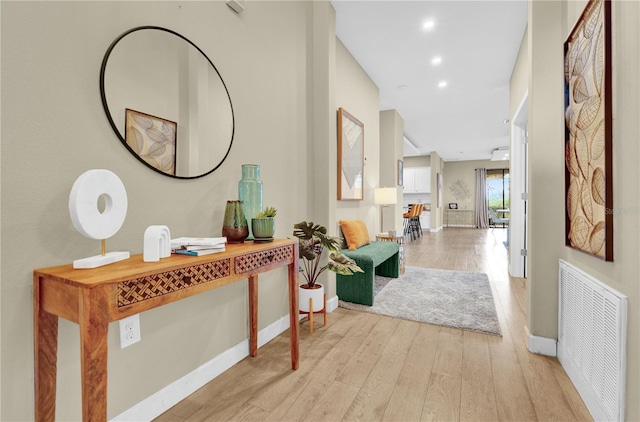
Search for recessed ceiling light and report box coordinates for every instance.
[431,56,442,65]
[423,20,435,30]
[438,81,448,88]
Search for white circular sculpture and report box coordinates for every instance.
[69,169,128,239]
[69,169,130,268]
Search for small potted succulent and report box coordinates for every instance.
[251,206,277,242]
[293,221,363,312]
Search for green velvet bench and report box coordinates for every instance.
[336,241,400,306]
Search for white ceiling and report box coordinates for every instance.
[332,0,528,162]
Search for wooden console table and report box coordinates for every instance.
[34,239,299,422]
[445,209,475,227]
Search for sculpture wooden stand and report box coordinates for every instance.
[299,294,326,333]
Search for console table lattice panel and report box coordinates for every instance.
[117,259,231,307]
[235,245,293,273]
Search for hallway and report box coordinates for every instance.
[156,228,591,421]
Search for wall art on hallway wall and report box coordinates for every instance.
[337,107,364,200]
[564,0,613,260]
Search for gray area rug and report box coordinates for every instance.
[339,266,502,336]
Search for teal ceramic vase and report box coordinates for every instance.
[238,164,262,239]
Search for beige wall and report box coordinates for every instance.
[380,110,404,234]
[526,0,640,419]
[4,0,638,420]
[443,159,509,215]
[335,38,381,233]
[403,155,431,168]
[527,0,567,344]
[301,31,380,300]
[509,25,529,120]
[0,1,321,419]
[429,152,445,229]
[306,1,339,298]
[1,2,385,419]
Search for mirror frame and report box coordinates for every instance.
[100,26,235,179]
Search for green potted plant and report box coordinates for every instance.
[251,206,277,242]
[292,221,363,313]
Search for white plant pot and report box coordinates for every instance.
[299,283,324,312]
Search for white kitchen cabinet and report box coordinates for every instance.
[415,167,430,193]
[403,167,430,193]
[420,211,430,230]
[403,168,416,192]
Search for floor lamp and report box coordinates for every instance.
[374,187,398,234]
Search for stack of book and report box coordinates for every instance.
[170,237,227,256]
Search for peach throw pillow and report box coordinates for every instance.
[339,220,370,251]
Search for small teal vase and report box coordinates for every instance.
[238,164,262,239]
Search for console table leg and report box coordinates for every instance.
[288,260,299,370]
[248,275,258,357]
[79,288,109,422]
[309,298,314,334]
[323,293,327,327]
[34,277,58,422]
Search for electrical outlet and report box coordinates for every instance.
[119,314,141,348]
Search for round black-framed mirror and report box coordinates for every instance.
[100,26,234,179]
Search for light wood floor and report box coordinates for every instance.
[155,228,592,422]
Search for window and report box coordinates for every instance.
[487,169,509,212]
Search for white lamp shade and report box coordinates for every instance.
[374,187,397,205]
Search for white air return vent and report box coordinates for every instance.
[558,259,627,422]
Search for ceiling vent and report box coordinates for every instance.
[491,148,510,161]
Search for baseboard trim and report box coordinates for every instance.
[429,226,442,233]
[525,326,557,357]
[111,314,293,421]
[327,294,339,312]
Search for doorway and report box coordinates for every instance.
[510,93,528,278]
